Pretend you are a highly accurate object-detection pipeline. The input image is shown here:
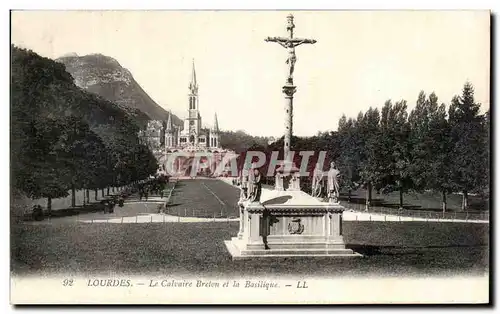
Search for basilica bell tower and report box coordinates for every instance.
[186,59,201,145]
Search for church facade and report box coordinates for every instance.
[139,61,231,176]
[139,61,222,153]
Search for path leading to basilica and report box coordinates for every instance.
[23,178,241,225]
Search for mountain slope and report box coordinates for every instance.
[11,46,158,190]
[56,53,182,127]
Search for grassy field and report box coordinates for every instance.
[11,187,128,216]
[339,189,489,212]
[167,179,240,218]
[16,182,179,223]
[11,221,489,278]
[255,178,488,213]
[10,179,490,278]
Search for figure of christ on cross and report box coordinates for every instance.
[265,14,317,83]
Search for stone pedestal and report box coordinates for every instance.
[225,189,361,259]
[275,159,301,191]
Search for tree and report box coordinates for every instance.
[78,128,112,202]
[379,100,412,209]
[482,109,490,198]
[337,115,360,202]
[448,83,486,210]
[408,91,431,192]
[426,94,455,212]
[219,130,270,154]
[409,91,456,212]
[133,144,159,182]
[358,107,383,210]
[54,117,97,207]
[14,117,72,215]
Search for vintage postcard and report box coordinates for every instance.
[10,10,490,304]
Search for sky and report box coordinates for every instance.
[11,10,490,137]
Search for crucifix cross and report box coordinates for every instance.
[265,14,317,83]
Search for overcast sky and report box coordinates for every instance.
[11,10,490,137]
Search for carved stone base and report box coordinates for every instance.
[224,189,362,260]
[225,238,360,259]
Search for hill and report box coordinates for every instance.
[56,53,182,128]
[11,45,158,209]
[56,54,274,149]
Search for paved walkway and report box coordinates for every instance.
[35,208,486,224]
[23,178,488,225]
[342,210,487,224]
[78,214,238,223]
[217,177,489,224]
[23,179,240,225]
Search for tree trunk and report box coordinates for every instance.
[462,190,468,211]
[95,189,98,201]
[71,185,76,207]
[365,183,371,211]
[399,188,404,210]
[442,190,447,213]
[347,189,352,203]
[86,189,90,204]
[107,187,110,195]
[47,197,52,217]
[101,189,105,197]
[82,189,86,206]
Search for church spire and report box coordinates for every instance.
[166,111,173,132]
[189,59,198,94]
[213,112,219,132]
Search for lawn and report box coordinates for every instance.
[244,178,488,213]
[12,187,127,217]
[15,182,178,223]
[167,179,240,218]
[339,188,489,212]
[11,221,489,278]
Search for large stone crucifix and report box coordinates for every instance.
[265,14,317,85]
[265,14,317,165]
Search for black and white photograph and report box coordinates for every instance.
[9,9,491,304]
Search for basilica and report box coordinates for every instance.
[139,61,231,175]
[139,61,224,152]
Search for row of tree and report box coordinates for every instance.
[11,46,159,213]
[219,130,271,154]
[240,83,489,212]
[333,82,489,212]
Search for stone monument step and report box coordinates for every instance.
[225,240,362,260]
